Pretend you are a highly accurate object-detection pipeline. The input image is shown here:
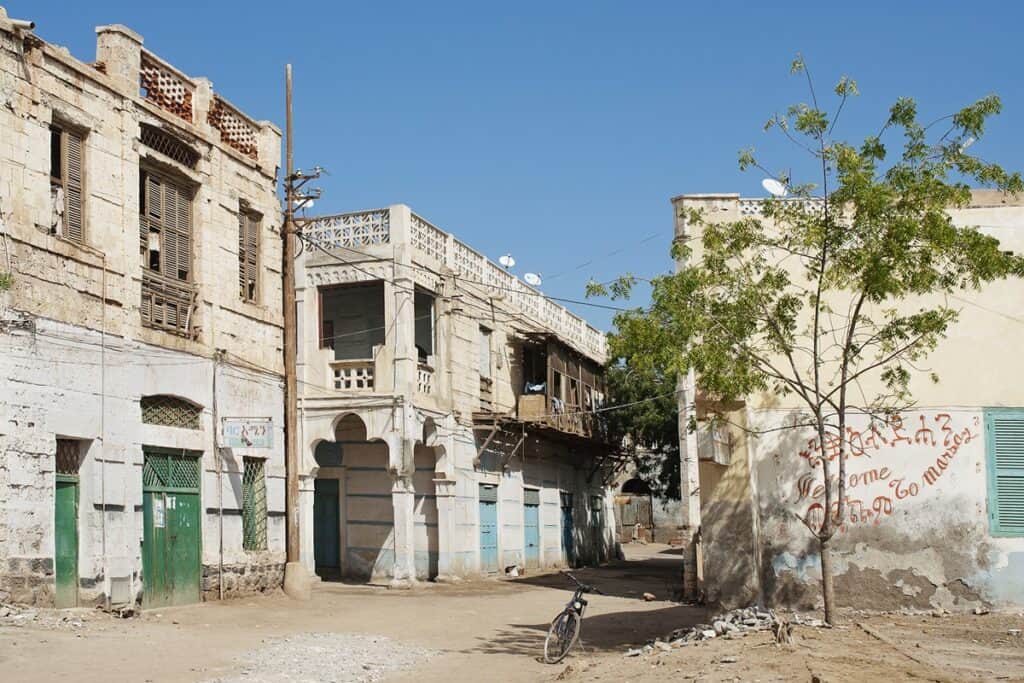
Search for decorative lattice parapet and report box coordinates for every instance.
[738,197,826,216]
[207,96,260,160]
[411,213,447,263]
[306,210,391,249]
[139,51,194,122]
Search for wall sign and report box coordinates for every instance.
[221,417,273,449]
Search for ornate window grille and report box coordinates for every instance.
[142,450,201,489]
[140,52,193,122]
[141,395,201,430]
[140,124,200,168]
[243,458,268,551]
[207,97,259,160]
[55,439,80,475]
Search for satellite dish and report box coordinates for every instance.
[524,272,543,287]
[761,178,788,197]
[499,254,516,269]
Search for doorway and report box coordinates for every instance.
[479,484,499,573]
[142,448,201,609]
[314,478,341,578]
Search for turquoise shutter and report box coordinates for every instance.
[986,410,1024,536]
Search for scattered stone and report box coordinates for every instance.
[203,632,433,682]
[1008,629,1022,637]
[642,592,656,602]
[655,641,673,652]
[625,648,643,657]
[973,606,990,615]
[701,630,717,639]
[719,656,738,664]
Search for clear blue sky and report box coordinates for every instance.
[13,1,1023,330]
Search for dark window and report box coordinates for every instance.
[319,282,385,360]
[414,289,435,362]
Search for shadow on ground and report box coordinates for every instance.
[460,603,705,659]
[507,547,686,601]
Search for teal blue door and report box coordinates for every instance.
[314,478,340,576]
[524,504,540,569]
[479,484,499,573]
[560,493,575,567]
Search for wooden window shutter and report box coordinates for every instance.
[987,410,1024,536]
[239,209,259,301]
[63,130,85,243]
[174,182,191,280]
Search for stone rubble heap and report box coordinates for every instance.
[0,602,88,630]
[625,607,826,657]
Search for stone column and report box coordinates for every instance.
[432,477,458,582]
[389,472,417,588]
[298,472,318,578]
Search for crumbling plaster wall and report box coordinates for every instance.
[750,408,1024,611]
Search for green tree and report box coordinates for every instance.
[592,59,1024,624]
[604,363,680,500]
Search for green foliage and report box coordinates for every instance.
[0,271,11,292]
[603,363,681,499]
[599,59,1023,527]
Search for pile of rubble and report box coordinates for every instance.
[0,602,89,630]
[625,607,827,657]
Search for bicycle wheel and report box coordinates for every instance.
[543,609,581,664]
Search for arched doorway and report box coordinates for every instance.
[312,414,394,582]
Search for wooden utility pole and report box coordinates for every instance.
[281,63,310,599]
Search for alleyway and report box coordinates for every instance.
[1,546,1022,682]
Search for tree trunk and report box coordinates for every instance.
[819,535,836,625]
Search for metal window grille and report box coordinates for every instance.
[55,439,80,475]
[243,458,268,551]
[141,395,201,430]
[140,124,200,168]
[143,451,200,490]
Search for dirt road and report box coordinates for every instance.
[1,545,1021,682]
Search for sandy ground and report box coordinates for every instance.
[1,545,1022,682]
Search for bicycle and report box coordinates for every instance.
[543,572,603,664]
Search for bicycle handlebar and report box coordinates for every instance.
[564,572,602,594]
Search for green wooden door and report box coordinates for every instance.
[54,476,79,608]
[142,450,201,609]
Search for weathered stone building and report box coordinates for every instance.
[674,191,1024,611]
[0,12,285,607]
[296,207,619,584]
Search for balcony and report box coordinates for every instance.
[141,270,195,337]
[516,393,607,443]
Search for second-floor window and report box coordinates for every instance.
[139,168,195,336]
[49,124,86,244]
[140,169,192,281]
[238,204,261,302]
[415,289,435,363]
[479,327,492,380]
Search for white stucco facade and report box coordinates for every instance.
[0,15,285,606]
[297,206,618,585]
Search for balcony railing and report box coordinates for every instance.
[141,270,195,337]
[139,51,194,123]
[331,360,375,391]
[417,364,435,395]
[516,394,607,442]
